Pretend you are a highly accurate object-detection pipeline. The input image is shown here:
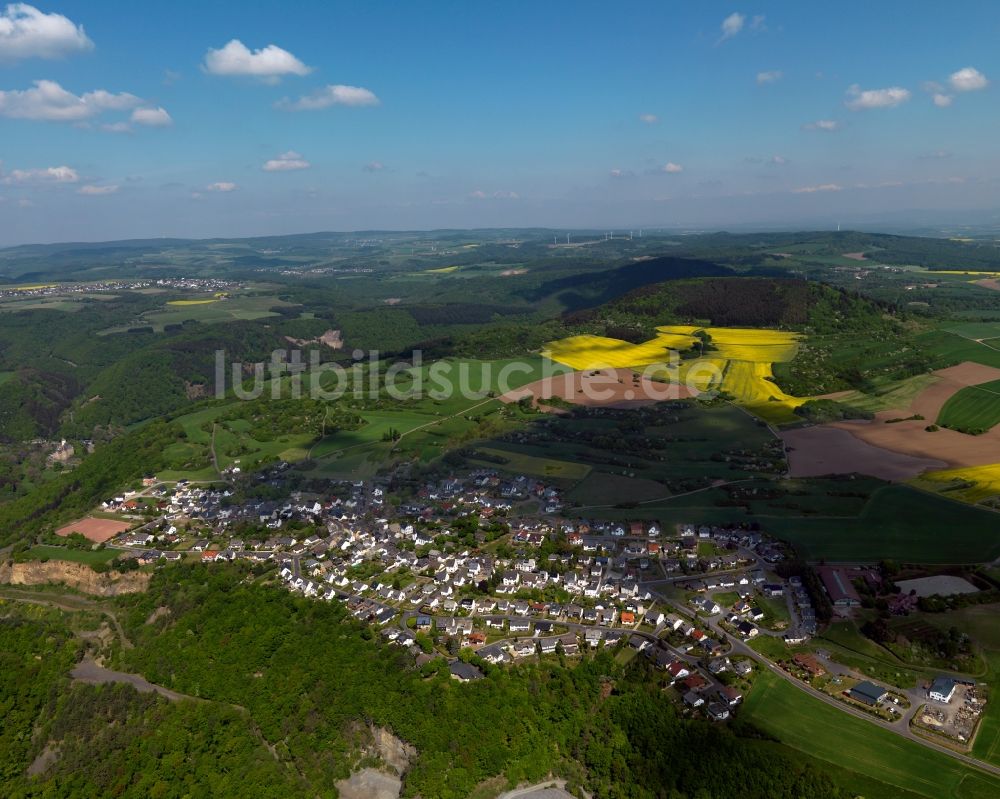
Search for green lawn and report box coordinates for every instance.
[832,373,940,413]
[98,294,298,334]
[973,651,1000,768]
[742,670,1000,799]
[918,605,1000,768]
[765,486,1000,563]
[711,591,740,608]
[16,546,121,567]
[577,482,1000,564]
[566,471,668,505]
[942,322,1000,340]
[817,620,922,689]
[756,594,791,628]
[917,330,1000,371]
[938,379,1000,433]
[469,446,591,480]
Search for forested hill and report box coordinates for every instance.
[519,255,732,311]
[567,276,897,337]
[0,564,861,799]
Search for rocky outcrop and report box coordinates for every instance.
[0,560,149,596]
[283,329,344,350]
[336,725,416,799]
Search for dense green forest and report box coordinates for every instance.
[0,566,855,798]
[0,419,178,547]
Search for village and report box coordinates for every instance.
[63,463,984,742]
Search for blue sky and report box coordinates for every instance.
[0,1,997,244]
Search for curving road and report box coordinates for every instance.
[652,589,1000,779]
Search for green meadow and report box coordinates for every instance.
[938,378,1000,432]
[742,670,1000,799]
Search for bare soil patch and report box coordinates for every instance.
[336,768,402,799]
[973,279,1000,292]
[56,516,131,543]
[816,362,1000,469]
[782,427,945,480]
[284,328,343,350]
[27,743,59,776]
[500,368,695,409]
[895,575,980,598]
[842,252,868,261]
[905,362,1000,420]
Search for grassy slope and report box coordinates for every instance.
[938,379,1000,432]
[742,670,1000,799]
[764,486,1000,563]
[16,545,121,566]
[574,483,1000,563]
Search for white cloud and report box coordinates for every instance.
[206,182,237,192]
[262,151,310,172]
[203,39,311,82]
[468,189,518,199]
[638,113,658,124]
[802,119,840,132]
[276,84,380,111]
[77,184,118,195]
[131,106,172,126]
[3,164,78,184]
[0,3,92,62]
[792,183,842,194]
[933,93,953,108]
[719,12,745,42]
[845,84,910,111]
[0,79,141,121]
[756,70,782,85]
[750,14,767,32]
[949,67,989,92]
[100,121,132,133]
[770,155,787,165]
[662,162,683,173]
[362,161,384,172]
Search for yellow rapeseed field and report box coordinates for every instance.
[921,463,1000,503]
[655,324,704,335]
[544,324,806,422]
[931,270,1000,277]
[542,332,698,370]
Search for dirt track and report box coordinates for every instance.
[71,657,191,701]
[500,368,695,409]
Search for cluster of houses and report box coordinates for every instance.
[0,277,238,302]
[77,466,826,728]
[634,635,749,721]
